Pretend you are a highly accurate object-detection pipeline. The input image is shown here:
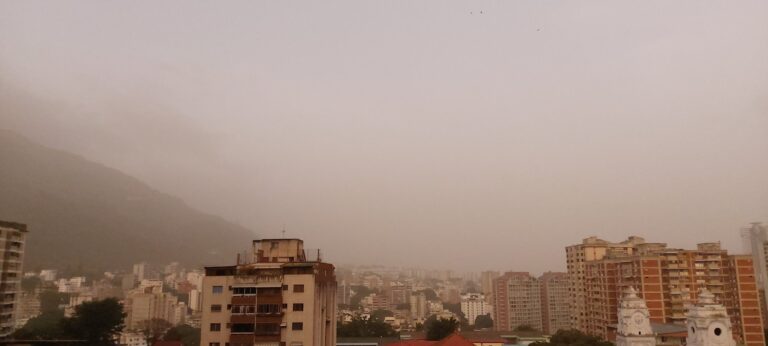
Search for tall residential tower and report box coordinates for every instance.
[493,272,542,331]
[0,221,27,338]
[200,238,337,346]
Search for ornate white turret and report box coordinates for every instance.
[616,287,656,346]
[686,288,735,346]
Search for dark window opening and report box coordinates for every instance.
[233,287,257,295]
[255,323,280,335]
[231,323,255,333]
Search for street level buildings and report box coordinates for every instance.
[0,221,27,339]
[201,238,337,346]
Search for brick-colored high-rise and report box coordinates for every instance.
[565,236,642,331]
[200,239,336,346]
[539,272,569,334]
[493,272,542,331]
[566,237,764,346]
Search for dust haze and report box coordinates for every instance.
[1,0,767,273]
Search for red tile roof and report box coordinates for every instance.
[434,334,476,346]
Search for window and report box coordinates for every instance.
[254,323,280,335]
[210,323,221,332]
[257,304,280,314]
[292,322,303,330]
[293,284,304,293]
[231,323,255,333]
[233,287,257,295]
[211,304,222,312]
[212,286,223,294]
[209,343,220,346]
[271,241,279,249]
[293,303,304,311]
[282,284,289,291]
[260,287,281,295]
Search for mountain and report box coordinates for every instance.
[0,129,255,272]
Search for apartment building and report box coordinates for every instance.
[740,222,768,318]
[410,292,428,322]
[200,238,336,346]
[566,237,764,346]
[337,280,351,306]
[493,272,542,331]
[125,283,186,329]
[565,236,642,331]
[460,293,489,326]
[0,221,27,338]
[539,272,569,334]
[480,271,500,313]
[388,282,411,307]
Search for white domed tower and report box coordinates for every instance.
[686,288,735,346]
[616,287,656,346]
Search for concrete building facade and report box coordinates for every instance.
[539,272,569,334]
[200,238,337,346]
[0,221,27,338]
[460,293,489,326]
[565,236,642,331]
[493,272,542,332]
[740,222,768,320]
[566,236,764,346]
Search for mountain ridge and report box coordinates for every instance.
[0,128,255,272]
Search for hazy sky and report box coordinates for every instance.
[1,0,767,274]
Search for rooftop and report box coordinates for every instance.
[0,220,27,232]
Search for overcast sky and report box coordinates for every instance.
[1,0,767,273]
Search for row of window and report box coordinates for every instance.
[210,303,304,313]
[212,284,305,295]
[209,322,304,332]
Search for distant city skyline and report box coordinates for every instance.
[2,0,767,274]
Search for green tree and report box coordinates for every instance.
[12,309,65,340]
[529,329,613,346]
[40,290,70,313]
[370,309,394,322]
[337,316,397,337]
[425,316,459,341]
[163,325,201,346]
[62,298,126,345]
[443,303,466,324]
[474,314,493,329]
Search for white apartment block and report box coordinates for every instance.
[460,293,490,325]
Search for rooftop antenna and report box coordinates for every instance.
[281,224,286,238]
